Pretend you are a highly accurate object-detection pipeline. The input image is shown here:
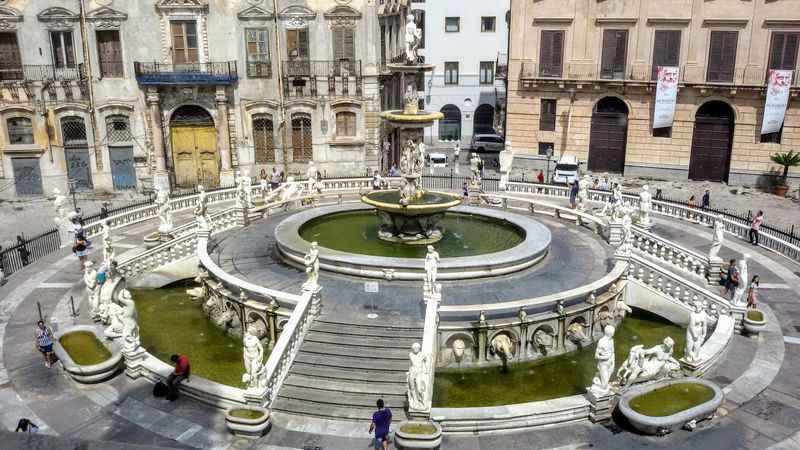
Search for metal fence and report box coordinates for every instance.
[0,228,61,277]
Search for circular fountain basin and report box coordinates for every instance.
[275,204,551,281]
[362,189,462,216]
[380,110,444,127]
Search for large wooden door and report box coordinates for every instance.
[689,103,734,182]
[588,113,628,173]
[170,126,219,188]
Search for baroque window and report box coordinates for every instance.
[253,115,276,163]
[7,117,33,145]
[291,113,312,161]
[336,111,356,137]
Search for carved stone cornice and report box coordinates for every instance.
[324,5,361,28]
[238,4,274,21]
[87,6,128,30]
[37,7,79,31]
[0,6,22,31]
[155,0,209,13]
[279,5,316,29]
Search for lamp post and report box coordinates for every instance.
[545,146,554,183]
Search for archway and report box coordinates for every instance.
[689,101,734,182]
[439,104,461,141]
[169,105,218,188]
[473,104,495,135]
[588,97,629,173]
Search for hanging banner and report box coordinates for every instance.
[761,69,793,135]
[653,66,679,129]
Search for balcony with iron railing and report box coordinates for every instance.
[0,64,86,83]
[133,61,238,85]
[282,59,363,98]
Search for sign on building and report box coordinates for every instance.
[653,66,679,129]
[761,70,793,135]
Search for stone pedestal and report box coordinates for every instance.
[707,257,724,287]
[220,170,236,188]
[158,229,174,243]
[468,187,482,206]
[122,346,147,379]
[586,390,616,423]
[235,206,250,228]
[608,220,623,246]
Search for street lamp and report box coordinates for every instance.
[545,146,554,184]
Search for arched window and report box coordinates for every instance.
[438,105,461,141]
[253,114,276,163]
[61,116,87,146]
[291,113,312,161]
[473,104,495,134]
[336,111,356,137]
[105,115,132,144]
[7,117,33,145]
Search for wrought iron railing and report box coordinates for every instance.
[0,228,60,277]
[133,61,238,85]
[282,59,362,98]
[0,64,85,82]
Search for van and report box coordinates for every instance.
[470,134,505,153]
[552,155,580,184]
[427,152,448,168]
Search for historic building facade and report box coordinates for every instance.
[0,0,381,197]
[506,0,800,185]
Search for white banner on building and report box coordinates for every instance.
[653,66,679,129]
[761,69,793,135]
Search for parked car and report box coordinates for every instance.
[552,155,580,184]
[427,152,448,168]
[470,134,505,153]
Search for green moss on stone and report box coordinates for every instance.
[747,310,764,322]
[400,423,437,435]
[229,408,265,420]
[629,382,716,417]
[59,331,112,366]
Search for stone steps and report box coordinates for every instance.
[273,317,422,422]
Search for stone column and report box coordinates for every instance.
[147,88,170,191]
[215,87,235,186]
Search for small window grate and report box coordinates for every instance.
[106,115,132,143]
[61,116,87,147]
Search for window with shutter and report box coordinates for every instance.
[444,62,458,85]
[600,30,628,79]
[291,114,312,162]
[336,112,357,137]
[706,31,737,83]
[253,115,275,163]
[0,33,23,80]
[287,29,310,60]
[171,21,198,65]
[246,28,271,78]
[50,31,76,69]
[97,30,123,78]
[539,30,564,78]
[767,32,799,80]
[479,61,494,84]
[651,30,681,80]
[539,99,557,131]
[445,17,460,33]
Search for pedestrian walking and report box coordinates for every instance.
[453,142,461,162]
[372,170,382,190]
[687,195,697,209]
[536,169,544,184]
[747,275,760,309]
[749,210,764,245]
[270,167,281,190]
[35,320,54,368]
[462,182,469,199]
[722,258,739,298]
[16,235,29,267]
[73,235,90,270]
[701,189,710,209]
[15,418,39,433]
[166,354,191,400]
[369,398,392,450]
[569,180,578,209]
[599,177,609,191]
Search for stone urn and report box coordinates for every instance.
[743,309,766,336]
[224,406,271,438]
[394,420,443,450]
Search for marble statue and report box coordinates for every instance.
[709,216,725,261]
[53,188,67,216]
[533,328,555,353]
[732,254,750,306]
[470,153,482,186]
[611,184,624,219]
[53,188,71,244]
[155,187,173,234]
[259,178,269,199]
[407,342,429,411]
[518,307,527,324]
[614,300,633,324]
[280,177,303,206]
[566,321,589,344]
[577,175,590,211]
[303,241,320,290]
[306,161,319,192]
[101,220,114,264]
[451,339,466,363]
[619,204,633,252]
[103,303,125,339]
[404,13,422,64]
[498,141,514,190]
[83,261,100,319]
[400,139,414,175]
[638,185,653,227]
[598,197,614,217]
[589,325,616,396]
[117,288,140,352]
[424,245,440,292]
[242,328,265,389]
[197,184,207,208]
[617,337,681,386]
[684,302,708,363]
[490,334,514,371]
[236,172,252,208]
[404,84,420,115]
[556,300,565,316]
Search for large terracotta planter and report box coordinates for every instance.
[394,420,443,450]
[225,406,271,438]
[774,184,790,197]
[53,325,122,384]
[743,310,766,336]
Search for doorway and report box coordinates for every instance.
[169,105,218,188]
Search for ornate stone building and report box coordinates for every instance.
[0,0,382,196]
[506,0,800,185]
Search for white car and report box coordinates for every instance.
[427,152,448,168]
[552,155,580,184]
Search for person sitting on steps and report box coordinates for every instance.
[166,354,190,400]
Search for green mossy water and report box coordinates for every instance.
[747,310,764,321]
[229,408,266,420]
[400,423,438,435]
[299,210,525,258]
[629,382,715,417]
[433,309,685,408]
[131,285,252,388]
[59,331,112,366]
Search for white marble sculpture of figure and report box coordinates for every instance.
[83,261,100,318]
[415,141,426,174]
[53,188,67,216]
[155,187,173,233]
[117,289,140,352]
[424,245,439,292]
[611,185,624,219]
[589,325,616,396]
[684,302,708,363]
[400,139,414,175]
[103,303,125,339]
[242,328,265,389]
[639,185,653,227]
[617,337,681,386]
[577,175,590,211]
[404,13,422,64]
[404,84,419,113]
[306,161,318,190]
[566,321,589,343]
[259,178,269,199]
[490,334,514,368]
[303,241,320,290]
[407,342,429,411]
[451,339,466,363]
[598,197,614,217]
[101,220,114,264]
[280,177,302,205]
[498,141,514,190]
[235,172,249,208]
[732,255,750,306]
[53,188,71,244]
[709,217,725,261]
[614,300,633,324]
[620,205,633,252]
[470,153,482,185]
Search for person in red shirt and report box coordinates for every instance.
[536,169,545,184]
[167,354,190,400]
[749,210,764,246]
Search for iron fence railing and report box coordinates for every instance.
[0,64,86,82]
[0,228,61,277]
[133,61,238,85]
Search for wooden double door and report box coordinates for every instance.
[588,112,628,173]
[170,125,219,188]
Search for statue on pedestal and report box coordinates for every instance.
[407,342,429,411]
[236,172,252,208]
[303,241,320,290]
[589,325,616,396]
[404,13,422,64]
[83,261,100,319]
[470,153,482,186]
[577,175,590,211]
[306,161,319,191]
[101,220,114,264]
[424,245,439,292]
[155,187,173,234]
[638,185,653,227]
[242,328,265,389]
[404,84,420,115]
[117,289,140,353]
[732,254,750,306]
[617,337,681,386]
[498,141,514,190]
[709,216,725,261]
[684,302,708,363]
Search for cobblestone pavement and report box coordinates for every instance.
[0,195,799,449]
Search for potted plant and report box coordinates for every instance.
[394,420,443,450]
[769,150,800,197]
[224,406,270,438]
[743,309,766,336]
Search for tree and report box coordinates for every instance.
[770,150,800,185]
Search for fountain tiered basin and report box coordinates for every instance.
[361,189,462,245]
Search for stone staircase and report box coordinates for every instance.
[271,316,423,422]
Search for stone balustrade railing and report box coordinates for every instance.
[411,286,441,418]
[630,225,711,284]
[481,193,607,236]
